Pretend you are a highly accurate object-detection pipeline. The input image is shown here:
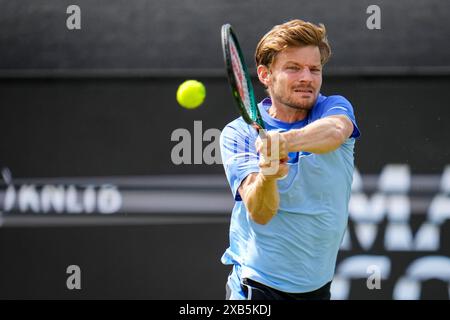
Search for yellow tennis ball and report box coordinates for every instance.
[176,80,206,109]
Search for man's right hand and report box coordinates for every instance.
[256,131,289,180]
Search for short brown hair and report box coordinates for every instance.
[255,19,331,68]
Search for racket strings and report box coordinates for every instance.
[230,39,254,118]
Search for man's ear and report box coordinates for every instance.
[257,65,271,87]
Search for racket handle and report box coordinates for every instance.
[258,128,289,180]
[258,128,267,139]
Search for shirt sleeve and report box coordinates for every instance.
[321,95,361,139]
[220,122,260,201]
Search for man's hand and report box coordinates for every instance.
[256,131,289,179]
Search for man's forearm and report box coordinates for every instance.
[240,173,279,225]
[283,116,350,154]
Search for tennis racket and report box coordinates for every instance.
[221,24,266,138]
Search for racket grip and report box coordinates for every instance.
[258,128,267,139]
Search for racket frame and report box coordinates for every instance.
[221,23,266,138]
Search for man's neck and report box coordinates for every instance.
[267,101,309,123]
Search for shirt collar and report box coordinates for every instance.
[258,94,322,130]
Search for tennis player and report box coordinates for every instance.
[220,19,361,300]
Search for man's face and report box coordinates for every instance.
[264,45,322,111]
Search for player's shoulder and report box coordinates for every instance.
[314,94,355,117]
[320,94,352,107]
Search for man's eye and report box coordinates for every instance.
[287,66,299,70]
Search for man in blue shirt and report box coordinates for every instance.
[220,19,361,300]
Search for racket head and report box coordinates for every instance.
[221,24,265,131]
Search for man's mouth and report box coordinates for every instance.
[293,88,313,94]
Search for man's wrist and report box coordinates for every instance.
[283,129,301,153]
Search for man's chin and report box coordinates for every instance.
[286,99,315,110]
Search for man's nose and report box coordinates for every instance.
[299,67,313,82]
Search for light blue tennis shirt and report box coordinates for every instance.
[220,94,360,299]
